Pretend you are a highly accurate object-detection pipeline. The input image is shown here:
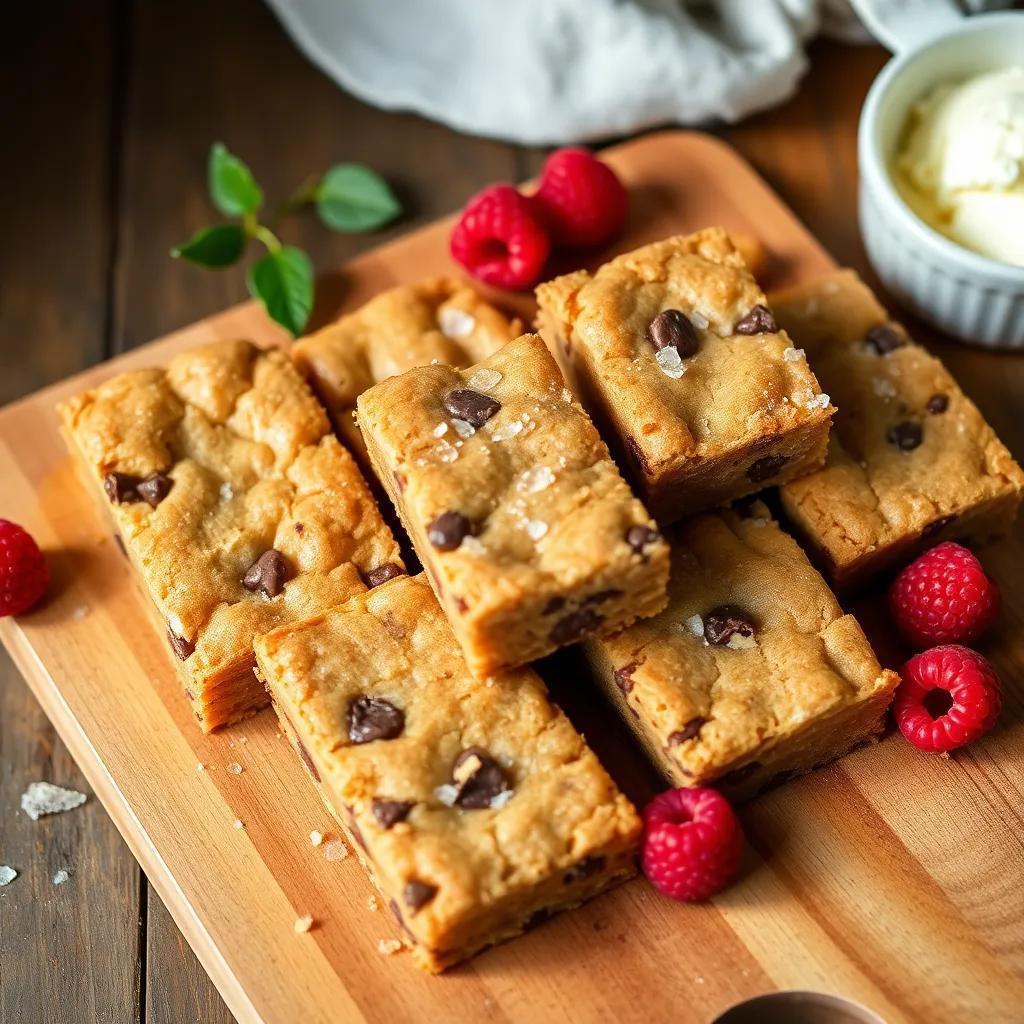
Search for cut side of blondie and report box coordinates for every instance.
[292,277,521,460]
[536,228,834,523]
[583,502,899,801]
[59,340,403,731]
[356,332,669,677]
[771,270,1024,589]
[254,574,641,973]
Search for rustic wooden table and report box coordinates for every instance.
[2,5,1019,1023]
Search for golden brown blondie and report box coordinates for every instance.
[583,502,899,801]
[772,271,1024,588]
[254,574,640,972]
[356,333,669,677]
[59,340,403,730]
[536,229,834,522]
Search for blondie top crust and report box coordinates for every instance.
[356,332,670,677]
[254,574,640,972]
[536,228,834,522]
[292,277,521,453]
[771,270,1024,588]
[59,339,403,731]
[583,502,899,801]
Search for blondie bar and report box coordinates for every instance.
[536,228,834,522]
[356,332,669,676]
[59,340,403,730]
[771,270,1024,588]
[254,573,641,972]
[292,277,520,458]
[583,502,899,801]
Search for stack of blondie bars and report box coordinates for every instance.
[59,231,1023,971]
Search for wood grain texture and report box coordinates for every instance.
[0,7,144,1024]
[2,132,1022,1024]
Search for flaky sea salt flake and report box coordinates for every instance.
[525,519,548,541]
[435,784,459,807]
[0,866,17,886]
[783,347,805,362]
[20,782,87,821]
[466,367,502,392]
[489,789,514,810]
[53,868,70,885]
[432,422,449,438]
[490,419,523,442]
[686,614,705,638]
[655,347,686,379]
[451,418,475,439]
[518,466,555,494]
[690,310,709,330]
[806,392,830,410]
[439,306,476,338]
[294,914,314,934]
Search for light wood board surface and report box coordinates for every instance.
[1,132,1022,1024]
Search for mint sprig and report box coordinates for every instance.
[172,142,401,336]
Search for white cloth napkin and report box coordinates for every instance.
[263,0,1000,145]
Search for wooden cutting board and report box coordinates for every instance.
[1,131,1021,1024]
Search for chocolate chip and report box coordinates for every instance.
[388,898,414,939]
[136,472,172,507]
[372,799,414,829]
[167,626,194,660]
[746,453,788,483]
[443,388,501,427]
[242,549,289,597]
[923,514,955,538]
[720,760,762,786]
[550,608,604,645]
[543,596,566,615]
[296,736,321,783]
[614,662,637,695]
[734,304,777,335]
[427,511,472,551]
[584,588,622,606]
[347,696,405,744]
[704,605,756,648]
[669,717,706,744]
[626,437,652,478]
[524,908,553,932]
[626,524,660,554]
[647,309,699,357]
[887,420,923,451]
[365,563,405,588]
[563,855,606,885]
[926,393,949,414]
[347,809,368,853]
[451,747,510,809]
[104,472,141,504]
[294,522,305,535]
[866,323,906,354]
[403,880,438,912]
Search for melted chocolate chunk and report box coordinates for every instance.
[563,855,606,885]
[584,588,622,606]
[720,760,762,786]
[923,514,955,538]
[136,472,172,507]
[166,626,195,660]
[647,309,699,357]
[626,437,652,478]
[626,524,660,554]
[746,453,788,483]
[443,388,501,427]
[887,420,923,451]
[242,549,289,597]
[104,472,142,504]
[865,323,906,354]
[669,717,706,745]
[734,304,777,335]
[613,662,637,695]
[427,510,472,551]
[543,596,566,615]
[347,696,405,744]
[704,605,756,647]
[403,880,438,912]
[372,799,414,829]
[451,747,510,809]
[550,608,604,645]
[926,393,949,415]
[365,563,405,589]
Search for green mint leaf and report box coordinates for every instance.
[315,164,401,232]
[171,224,246,268]
[208,142,263,217]
[246,246,313,337]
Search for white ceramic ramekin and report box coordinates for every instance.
[857,9,1024,349]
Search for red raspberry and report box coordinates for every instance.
[889,541,1000,648]
[449,184,550,290]
[894,645,1001,753]
[0,519,49,617]
[641,787,743,901]
[532,148,629,248]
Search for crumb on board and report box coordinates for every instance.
[196,763,205,772]
[227,762,243,775]
[233,819,245,830]
[20,782,87,821]
[294,914,315,934]
[367,894,378,912]
[377,938,403,956]
[52,868,70,885]
[323,838,348,862]
[309,830,323,847]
